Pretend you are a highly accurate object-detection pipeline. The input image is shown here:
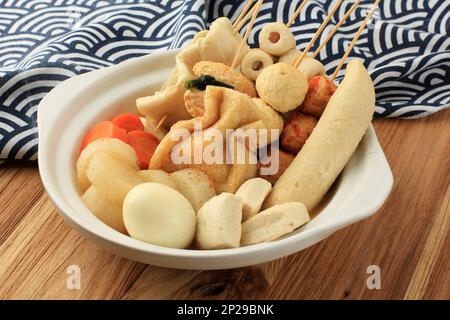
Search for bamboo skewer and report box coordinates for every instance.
[233,1,259,35]
[236,0,307,35]
[159,0,365,128]
[231,0,263,69]
[292,0,344,69]
[286,0,309,27]
[331,0,381,81]
[232,0,255,29]
[312,0,360,59]
[155,114,168,130]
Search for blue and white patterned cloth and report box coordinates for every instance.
[0,0,449,161]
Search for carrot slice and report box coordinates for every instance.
[81,121,128,150]
[112,113,144,132]
[127,130,159,169]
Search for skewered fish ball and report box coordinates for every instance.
[259,22,295,56]
[256,63,308,113]
[300,75,337,118]
[280,112,318,154]
[240,49,274,81]
[279,48,325,79]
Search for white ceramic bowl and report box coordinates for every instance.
[38,50,393,270]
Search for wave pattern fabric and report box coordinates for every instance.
[0,0,449,161]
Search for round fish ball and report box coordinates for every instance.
[259,22,295,56]
[256,63,308,112]
[240,49,274,81]
[123,183,196,249]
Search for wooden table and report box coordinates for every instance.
[0,110,448,300]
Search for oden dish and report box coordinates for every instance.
[38,49,393,269]
[265,60,375,211]
[38,0,392,268]
[70,1,384,252]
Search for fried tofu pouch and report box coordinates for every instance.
[264,60,375,211]
[193,61,257,97]
[150,86,284,193]
[136,18,249,128]
[184,61,257,117]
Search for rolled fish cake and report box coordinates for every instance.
[256,63,308,112]
[259,22,295,56]
[240,49,274,81]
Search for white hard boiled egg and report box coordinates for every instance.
[123,183,196,249]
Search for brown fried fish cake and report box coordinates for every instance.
[184,89,205,117]
[193,61,257,97]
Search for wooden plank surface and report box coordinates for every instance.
[0,109,448,300]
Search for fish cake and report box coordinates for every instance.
[240,49,274,81]
[256,63,308,112]
[265,60,376,211]
[280,112,318,154]
[259,149,295,185]
[184,89,205,117]
[259,22,295,56]
[193,61,257,97]
[300,75,337,118]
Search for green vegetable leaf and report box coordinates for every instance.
[185,75,234,91]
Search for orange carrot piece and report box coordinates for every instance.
[111,113,144,132]
[127,130,159,169]
[81,121,128,150]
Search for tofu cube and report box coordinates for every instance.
[196,193,243,249]
[235,178,272,221]
[241,202,310,246]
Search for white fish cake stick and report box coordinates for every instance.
[265,60,375,210]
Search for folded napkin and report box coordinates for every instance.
[0,0,449,161]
